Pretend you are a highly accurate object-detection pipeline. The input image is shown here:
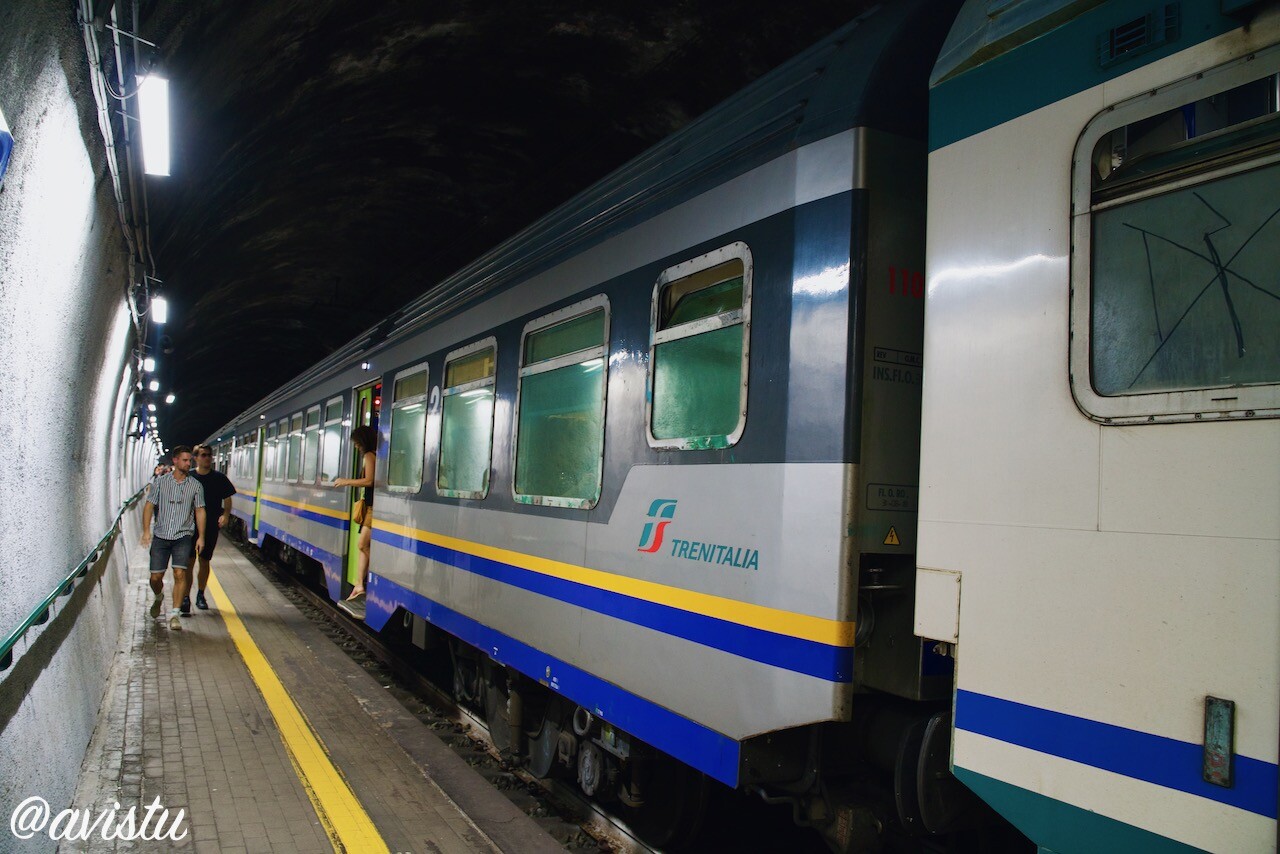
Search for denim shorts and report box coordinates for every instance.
[149,535,195,574]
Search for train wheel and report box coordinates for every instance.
[622,755,708,850]
[524,696,564,779]
[482,666,512,755]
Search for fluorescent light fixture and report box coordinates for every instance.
[165,393,175,404]
[143,357,156,372]
[147,403,157,412]
[148,380,159,391]
[152,295,168,323]
[137,75,170,176]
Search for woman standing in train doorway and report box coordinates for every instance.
[331,425,377,602]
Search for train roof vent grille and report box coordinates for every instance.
[1098,3,1180,67]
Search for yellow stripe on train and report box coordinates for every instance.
[258,494,350,521]
[372,518,856,648]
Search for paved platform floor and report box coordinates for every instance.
[67,538,565,854]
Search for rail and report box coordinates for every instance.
[0,485,148,671]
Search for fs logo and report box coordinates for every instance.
[637,499,677,553]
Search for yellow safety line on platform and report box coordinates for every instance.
[206,572,390,854]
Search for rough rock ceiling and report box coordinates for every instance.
[132,0,873,443]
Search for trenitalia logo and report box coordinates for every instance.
[636,498,760,570]
[637,499,678,553]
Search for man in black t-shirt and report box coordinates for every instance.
[186,444,238,613]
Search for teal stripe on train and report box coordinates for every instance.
[954,767,1206,854]
[929,0,1241,151]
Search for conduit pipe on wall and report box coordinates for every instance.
[79,0,171,449]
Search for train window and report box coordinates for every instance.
[247,431,258,483]
[275,419,288,480]
[438,339,496,499]
[286,413,303,481]
[513,296,609,508]
[320,397,344,483]
[387,363,429,492]
[301,405,321,482]
[1072,60,1280,422]
[647,242,751,449]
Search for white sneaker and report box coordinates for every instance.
[169,615,182,631]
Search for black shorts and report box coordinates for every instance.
[199,524,220,561]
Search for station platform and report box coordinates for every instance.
[68,538,567,854]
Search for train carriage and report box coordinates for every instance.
[917,1,1280,851]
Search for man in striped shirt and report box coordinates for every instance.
[140,445,206,631]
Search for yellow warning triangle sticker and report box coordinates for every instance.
[883,526,901,546]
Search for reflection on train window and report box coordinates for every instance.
[302,405,321,482]
[275,419,288,480]
[246,432,258,482]
[438,341,496,499]
[514,299,609,508]
[264,424,276,482]
[648,243,751,449]
[320,397,343,483]
[1089,73,1280,396]
[287,413,304,481]
[388,364,429,491]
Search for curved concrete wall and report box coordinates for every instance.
[0,0,152,842]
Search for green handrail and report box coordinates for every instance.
[0,485,149,671]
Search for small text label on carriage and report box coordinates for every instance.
[872,347,922,385]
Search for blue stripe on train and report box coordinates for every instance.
[370,527,853,683]
[955,690,1278,818]
[230,506,256,537]
[258,497,349,531]
[257,520,345,602]
[365,574,742,787]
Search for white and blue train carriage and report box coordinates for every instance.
[917,1,1280,852]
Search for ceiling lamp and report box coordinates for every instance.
[137,74,169,176]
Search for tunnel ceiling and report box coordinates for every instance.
[129,0,871,444]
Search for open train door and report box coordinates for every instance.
[339,380,381,616]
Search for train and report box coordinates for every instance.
[206,1,1280,850]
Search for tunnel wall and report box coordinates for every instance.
[0,0,152,840]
